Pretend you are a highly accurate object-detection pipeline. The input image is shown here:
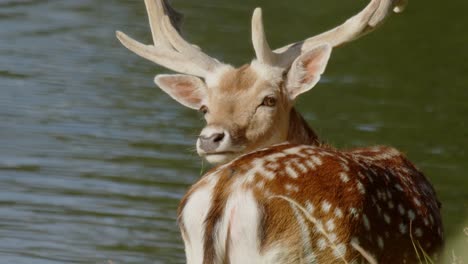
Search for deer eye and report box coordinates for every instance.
[199,105,209,115]
[261,96,277,107]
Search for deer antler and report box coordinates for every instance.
[116,0,222,78]
[252,0,408,67]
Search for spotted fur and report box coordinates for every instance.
[178,144,443,263]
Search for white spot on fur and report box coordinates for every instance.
[285,166,298,179]
[305,201,315,214]
[317,238,327,250]
[339,172,349,183]
[321,201,331,213]
[376,190,382,200]
[395,184,404,191]
[370,146,382,152]
[304,148,317,155]
[265,152,287,162]
[305,160,317,170]
[296,162,308,173]
[363,214,371,230]
[415,228,423,237]
[423,217,429,226]
[314,220,324,232]
[262,169,276,181]
[387,190,393,199]
[398,204,405,215]
[378,190,387,201]
[408,210,416,221]
[265,162,280,171]
[384,213,391,224]
[333,243,347,258]
[399,223,407,234]
[384,172,391,181]
[349,207,359,218]
[366,173,374,183]
[334,208,343,218]
[338,156,349,164]
[311,156,323,166]
[388,201,395,209]
[372,147,401,160]
[247,159,275,181]
[376,204,382,215]
[358,172,366,179]
[357,181,365,194]
[283,146,305,156]
[255,180,265,190]
[341,163,350,171]
[377,236,384,249]
[285,184,299,193]
[326,219,335,231]
[414,197,422,207]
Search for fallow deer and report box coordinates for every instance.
[117,0,443,263]
[116,0,407,165]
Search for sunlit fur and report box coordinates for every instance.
[197,60,326,163]
[199,62,291,164]
[179,144,444,264]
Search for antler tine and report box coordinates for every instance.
[370,0,407,26]
[116,31,209,76]
[160,15,221,73]
[116,0,221,78]
[251,8,278,65]
[145,0,173,48]
[255,0,406,68]
[160,0,183,31]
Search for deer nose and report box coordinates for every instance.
[199,132,225,152]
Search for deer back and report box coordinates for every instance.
[178,143,443,263]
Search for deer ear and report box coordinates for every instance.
[286,44,332,100]
[154,74,207,109]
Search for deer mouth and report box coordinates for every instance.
[204,151,237,156]
[200,151,241,164]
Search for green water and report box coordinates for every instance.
[0,0,466,263]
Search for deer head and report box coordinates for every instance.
[116,0,406,164]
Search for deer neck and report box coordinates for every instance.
[287,108,320,145]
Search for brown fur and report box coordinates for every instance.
[287,108,320,145]
[179,144,443,263]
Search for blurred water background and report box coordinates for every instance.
[0,0,467,263]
